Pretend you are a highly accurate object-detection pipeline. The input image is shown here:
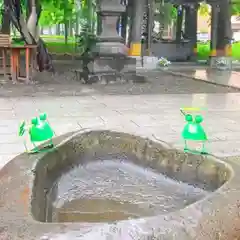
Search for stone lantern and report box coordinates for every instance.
[94,0,128,55]
[87,0,140,83]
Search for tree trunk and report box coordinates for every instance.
[75,12,79,35]
[87,0,93,31]
[69,19,73,36]
[7,0,54,72]
[1,0,11,34]
[26,0,32,20]
[97,14,102,35]
[63,0,68,44]
[64,21,68,44]
[56,25,60,35]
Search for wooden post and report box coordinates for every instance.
[26,48,30,83]
[2,49,7,80]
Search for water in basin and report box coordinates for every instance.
[47,159,208,223]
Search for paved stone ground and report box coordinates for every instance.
[157,62,240,90]
[0,70,240,169]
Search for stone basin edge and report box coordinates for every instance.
[0,129,239,240]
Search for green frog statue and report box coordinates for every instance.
[19,113,55,153]
[180,108,208,155]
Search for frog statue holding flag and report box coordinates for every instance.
[19,113,55,154]
[180,108,208,155]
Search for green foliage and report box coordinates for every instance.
[197,43,210,60]
[198,3,210,17]
[39,0,75,26]
[170,6,177,20]
[76,23,97,56]
[46,42,74,54]
[197,42,240,60]
[231,0,240,15]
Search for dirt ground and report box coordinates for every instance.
[0,59,238,98]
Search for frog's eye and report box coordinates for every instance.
[195,115,203,123]
[185,114,193,122]
[31,117,38,125]
[39,113,47,120]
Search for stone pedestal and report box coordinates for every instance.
[209,56,232,70]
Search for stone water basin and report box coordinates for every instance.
[0,130,239,240]
[47,160,208,223]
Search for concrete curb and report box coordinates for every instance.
[159,69,240,91]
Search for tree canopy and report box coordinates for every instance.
[39,0,75,26]
[1,0,240,29]
[231,0,240,15]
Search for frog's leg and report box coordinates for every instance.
[201,141,207,154]
[31,141,40,153]
[23,139,29,153]
[48,138,54,148]
[184,140,188,151]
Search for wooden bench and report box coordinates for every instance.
[0,34,11,80]
[0,34,37,83]
[8,44,37,83]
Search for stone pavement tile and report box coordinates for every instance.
[208,140,240,157]
[0,143,24,155]
[77,116,105,129]
[100,115,181,132]
[66,108,118,118]
[110,115,157,128]
[38,98,97,107]
[0,119,20,127]
[0,134,21,144]
[0,155,18,169]
[13,99,41,118]
[153,133,180,145]
[104,104,150,112]
[116,125,154,139]
[11,98,36,108]
[100,115,135,125]
[0,109,16,119]
[35,99,110,118]
[0,97,15,105]
[209,131,240,141]
[0,125,19,135]
[53,122,81,136]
